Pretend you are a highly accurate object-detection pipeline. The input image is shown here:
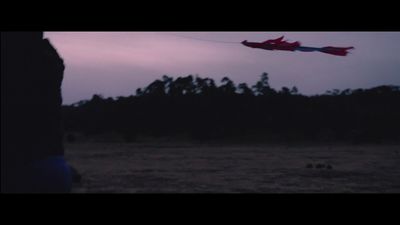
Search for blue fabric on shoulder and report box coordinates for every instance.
[11,156,73,193]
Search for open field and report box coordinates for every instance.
[65,142,400,193]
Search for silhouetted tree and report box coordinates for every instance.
[169,75,196,96]
[290,86,299,95]
[219,77,236,95]
[135,88,144,96]
[144,79,166,96]
[195,76,218,96]
[279,87,291,95]
[61,73,400,144]
[253,73,276,96]
[162,75,174,94]
[237,83,254,96]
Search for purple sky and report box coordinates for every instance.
[44,32,400,105]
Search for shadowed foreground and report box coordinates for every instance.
[66,142,400,193]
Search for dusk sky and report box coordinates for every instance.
[44,32,400,105]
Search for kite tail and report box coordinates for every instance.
[319,46,355,56]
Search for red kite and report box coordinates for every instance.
[242,36,354,56]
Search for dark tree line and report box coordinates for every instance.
[62,73,400,143]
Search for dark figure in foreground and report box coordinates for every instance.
[1,32,72,193]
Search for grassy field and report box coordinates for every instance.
[65,141,400,193]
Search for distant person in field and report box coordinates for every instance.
[1,32,73,193]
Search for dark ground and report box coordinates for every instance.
[65,140,400,193]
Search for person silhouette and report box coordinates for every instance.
[1,32,72,193]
